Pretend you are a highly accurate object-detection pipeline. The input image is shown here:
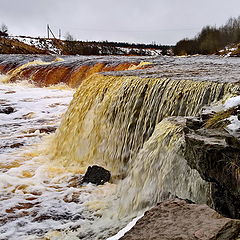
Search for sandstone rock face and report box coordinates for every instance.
[120,199,240,240]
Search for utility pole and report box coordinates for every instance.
[59,29,61,40]
[46,24,56,39]
[47,24,49,38]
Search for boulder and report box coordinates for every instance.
[0,106,14,114]
[120,198,240,240]
[81,165,111,185]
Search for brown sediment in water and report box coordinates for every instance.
[1,55,240,239]
[0,56,152,87]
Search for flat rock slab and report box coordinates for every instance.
[121,199,240,240]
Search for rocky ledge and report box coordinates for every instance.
[121,100,240,240]
[184,124,240,219]
[183,98,240,219]
[121,198,240,240]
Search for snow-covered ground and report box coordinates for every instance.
[9,36,61,54]
[223,96,240,136]
[203,94,240,137]
[8,36,163,56]
[116,47,162,56]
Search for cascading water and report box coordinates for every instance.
[50,74,236,173]
[48,73,239,221]
[1,55,240,239]
[0,55,149,87]
[114,118,210,218]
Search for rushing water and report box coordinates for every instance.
[0,55,240,240]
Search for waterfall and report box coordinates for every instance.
[2,55,240,240]
[48,73,239,216]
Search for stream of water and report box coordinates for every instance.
[1,55,240,240]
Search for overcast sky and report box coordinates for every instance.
[1,0,240,45]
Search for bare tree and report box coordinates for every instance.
[0,23,8,33]
[0,23,8,37]
[64,32,74,41]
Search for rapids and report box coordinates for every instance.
[0,55,240,239]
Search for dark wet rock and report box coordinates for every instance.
[0,106,14,114]
[81,165,111,185]
[39,126,57,134]
[185,116,204,130]
[165,116,240,219]
[184,125,240,219]
[120,198,240,240]
[10,143,24,148]
[4,90,16,94]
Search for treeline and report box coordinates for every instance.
[63,40,172,55]
[174,16,240,55]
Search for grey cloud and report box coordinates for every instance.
[1,0,240,44]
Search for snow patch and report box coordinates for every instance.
[224,96,240,109]
[9,36,61,54]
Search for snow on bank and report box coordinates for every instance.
[224,95,240,109]
[9,36,61,54]
[222,96,240,134]
[116,47,162,56]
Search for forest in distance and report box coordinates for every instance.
[1,15,240,56]
[174,15,240,55]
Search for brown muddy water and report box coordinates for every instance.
[0,55,240,240]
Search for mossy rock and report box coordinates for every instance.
[204,108,236,129]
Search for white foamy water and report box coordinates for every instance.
[0,79,73,152]
[0,80,119,240]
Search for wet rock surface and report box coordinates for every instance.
[182,115,240,219]
[0,106,14,114]
[81,165,111,185]
[161,116,240,219]
[121,198,240,240]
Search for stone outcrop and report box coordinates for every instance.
[184,124,240,219]
[161,115,240,219]
[0,106,14,114]
[120,198,240,240]
[81,165,111,185]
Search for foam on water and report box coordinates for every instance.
[0,80,117,240]
[1,54,240,240]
